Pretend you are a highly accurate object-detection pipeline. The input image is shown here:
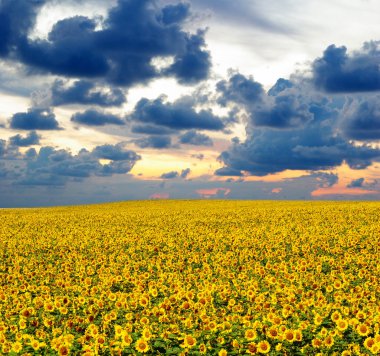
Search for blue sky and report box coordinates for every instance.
[1,0,380,207]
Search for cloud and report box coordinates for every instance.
[191,0,293,34]
[217,78,380,176]
[92,143,140,161]
[217,73,312,128]
[9,108,61,130]
[51,79,126,107]
[0,140,6,156]
[149,192,169,199]
[130,96,225,130]
[4,0,211,87]
[134,135,172,149]
[312,41,380,93]
[131,124,176,135]
[180,168,191,179]
[191,153,204,160]
[0,0,46,57]
[214,167,243,176]
[7,143,141,186]
[268,78,293,96]
[217,73,264,107]
[179,130,213,146]
[160,171,178,179]
[341,97,380,140]
[347,177,365,188]
[71,109,125,126]
[160,168,190,179]
[271,188,282,193]
[308,172,339,188]
[9,131,40,146]
[196,187,231,198]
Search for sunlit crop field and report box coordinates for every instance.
[1,201,380,355]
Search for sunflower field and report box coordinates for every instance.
[0,200,380,355]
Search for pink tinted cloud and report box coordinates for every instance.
[196,187,231,198]
[312,187,378,196]
[149,193,170,199]
[271,187,282,194]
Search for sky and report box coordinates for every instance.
[1,0,380,207]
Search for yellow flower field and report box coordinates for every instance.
[0,200,380,355]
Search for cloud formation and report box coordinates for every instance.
[1,0,211,87]
[9,108,61,130]
[160,168,191,179]
[134,135,172,149]
[347,177,364,188]
[312,41,380,93]
[179,130,213,146]
[217,74,312,128]
[341,97,380,140]
[51,80,126,107]
[217,74,380,176]
[130,96,225,131]
[2,142,141,186]
[9,131,40,147]
[71,109,125,126]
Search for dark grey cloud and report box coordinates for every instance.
[130,96,225,130]
[131,124,177,135]
[312,41,380,93]
[3,142,141,186]
[217,73,312,129]
[180,168,191,178]
[51,79,126,107]
[217,73,264,107]
[0,0,46,57]
[134,135,172,149]
[160,171,178,179]
[160,168,190,179]
[347,177,364,188]
[179,130,213,146]
[0,139,6,156]
[341,97,380,140]
[217,78,380,176]
[9,131,40,146]
[71,109,125,126]
[214,167,243,177]
[308,172,338,188]
[92,143,140,161]
[268,78,293,96]
[9,108,61,130]
[2,0,211,87]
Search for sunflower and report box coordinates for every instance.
[356,323,371,337]
[135,338,150,353]
[324,335,334,348]
[246,342,257,355]
[331,311,341,323]
[314,314,323,325]
[245,329,256,341]
[199,343,207,354]
[363,337,375,350]
[182,335,197,348]
[11,341,23,354]
[283,329,295,343]
[218,349,228,356]
[257,340,271,354]
[336,319,348,332]
[142,328,152,340]
[58,345,70,356]
[266,326,279,339]
[312,338,323,348]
